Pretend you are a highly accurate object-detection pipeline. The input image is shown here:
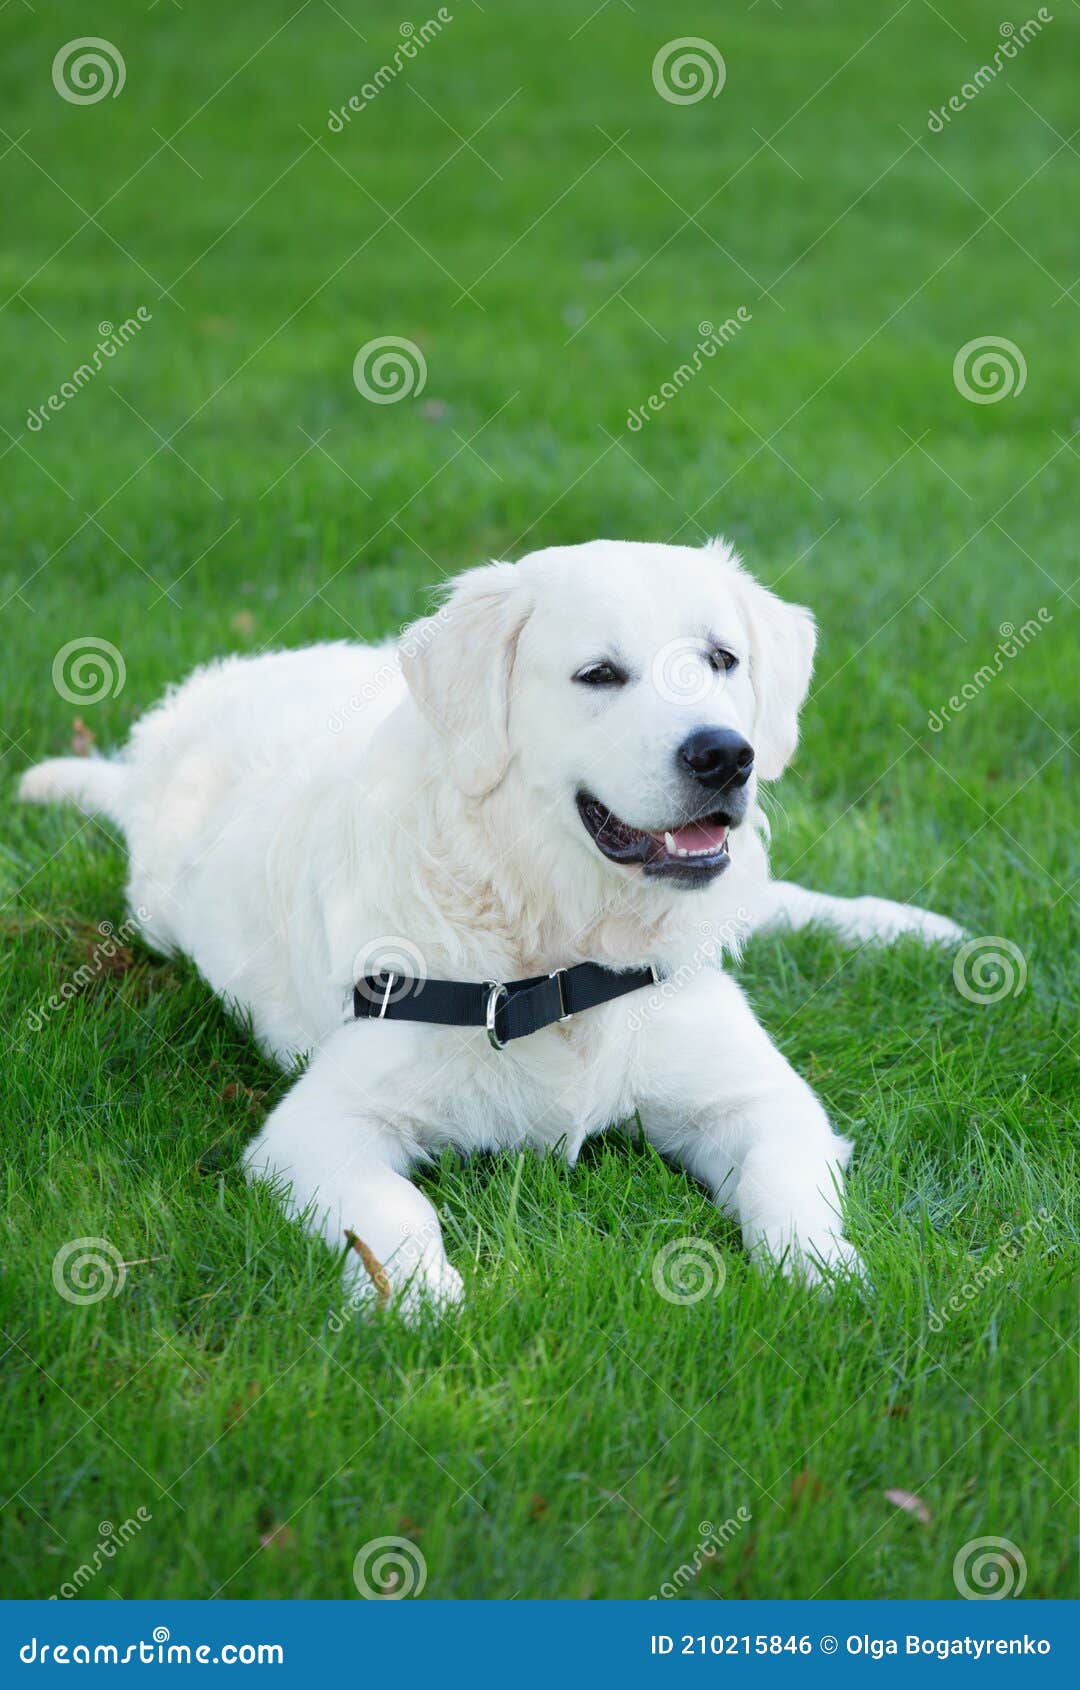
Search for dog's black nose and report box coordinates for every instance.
[678,727,755,790]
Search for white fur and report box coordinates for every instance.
[20,538,963,1315]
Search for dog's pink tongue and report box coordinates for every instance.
[662,820,728,853]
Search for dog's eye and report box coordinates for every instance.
[708,648,738,674]
[573,661,627,688]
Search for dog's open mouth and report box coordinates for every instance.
[576,792,732,882]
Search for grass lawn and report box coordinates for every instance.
[1,0,1076,1601]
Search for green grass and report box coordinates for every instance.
[1,0,1077,1601]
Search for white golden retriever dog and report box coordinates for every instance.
[21,539,962,1313]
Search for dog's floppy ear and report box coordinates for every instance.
[733,569,817,781]
[400,561,531,798]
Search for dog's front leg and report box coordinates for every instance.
[635,972,863,1285]
[243,1031,463,1319]
[754,879,964,947]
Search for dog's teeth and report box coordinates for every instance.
[662,827,730,861]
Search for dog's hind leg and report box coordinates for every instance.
[244,1036,463,1321]
[19,757,129,828]
[753,879,965,947]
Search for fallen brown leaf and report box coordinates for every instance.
[345,1230,390,1306]
[224,1382,262,1429]
[70,717,96,756]
[64,918,138,990]
[220,1080,268,1115]
[790,1467,826,1506]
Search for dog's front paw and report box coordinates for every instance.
[896,905,967,947]
[754,1228,867,1290]
[337,1236,465,1326]
[395,1258,465,1323]
[847,896,966,948]
[797,1231,867,1288]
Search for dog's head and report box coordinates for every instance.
[401,538,815,890]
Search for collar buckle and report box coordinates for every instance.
[548,967,572,1022]
[485,981,509,1050]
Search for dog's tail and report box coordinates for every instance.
[19,757,129,827]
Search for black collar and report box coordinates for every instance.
[353,961,659,1050]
